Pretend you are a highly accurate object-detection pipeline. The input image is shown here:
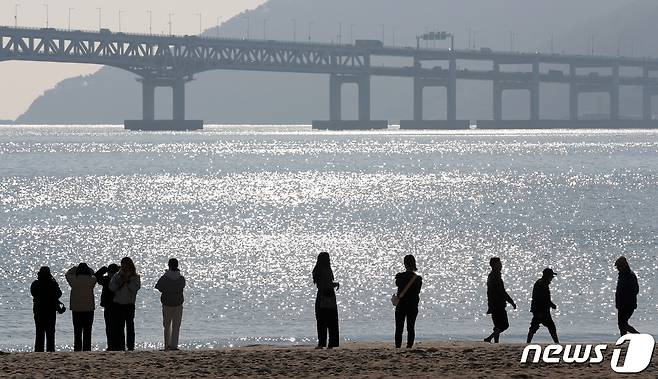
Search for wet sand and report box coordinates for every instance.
[0,341,656,378]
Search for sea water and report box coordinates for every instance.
[0,125,656,351]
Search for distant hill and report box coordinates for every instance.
[16,0,647,124]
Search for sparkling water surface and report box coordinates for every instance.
[0,125,657,351]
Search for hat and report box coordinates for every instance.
[542,268,557,278]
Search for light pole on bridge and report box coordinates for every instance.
[67,8,74,31]
[338,22,342,45]
[196,13,203,35]
[350,24,355,44]
[96,8,102,30]
[147,10,152,35]
[291,19,296,41]
[42,3,49,28]
[168,13,174,35]
[118,10,124,32]
[14,4,19,28]
[307,22,312,42]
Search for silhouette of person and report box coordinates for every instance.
[30,266,62,352]
[312,252,340,349]
[484,257,516,343]
[155,258,186,351]
[394,255,422,349]
[615,256,640,336]
[109,257,141,351]
[65,263,97,351]
[527,268,559,343]
[94,263,120,351]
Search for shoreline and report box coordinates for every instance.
[1,341,656,378]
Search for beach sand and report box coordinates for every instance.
[1,341,656,378]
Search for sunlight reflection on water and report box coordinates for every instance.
[0,125,657,351]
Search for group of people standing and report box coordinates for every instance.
[311,252,641,350]
[30,257,185,352]
[483,255,641,344]
[31,252,641,352]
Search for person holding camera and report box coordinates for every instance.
[110,257,141,351]
[65,263,97,351]
[30,266,63,352]
[95,263,120,350]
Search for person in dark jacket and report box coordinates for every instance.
[527,268,559,343]
[95,263,120,351]
[312,252,340,349]
[109,257,141,351]
[615,256,640,336]
[394,255,422,348]
[484,257,516,343]
[30,266,63,352]
[155,258,186,351]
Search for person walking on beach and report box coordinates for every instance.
[95,263,120,350]
[65,263,97,351]
[484,257,516,343]
[394,255,422,349]
[155,258,186,351]
[312,252,340,349]
[615,256,640,336]
[110,257,141,351]
[30,266,63,352]
[526,268,559,343]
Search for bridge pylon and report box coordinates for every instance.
[125,75,202,131]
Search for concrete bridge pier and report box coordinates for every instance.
[569,65,579,121]
[400,59,468,130]
[313,73,387,130]
[610,63,620,121]
[125,76,203,131]
[531,61,540,122]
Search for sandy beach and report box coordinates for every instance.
[1,341,655,378]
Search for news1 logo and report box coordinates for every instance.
[520,334,656,374]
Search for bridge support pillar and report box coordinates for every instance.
[142,80,155,121]
[358,74,371,121]
[448,59,457,121]
[413,76,423,121]
[173,78,186,121]
[330,74,342,121]
[493,63,502,121]
[611,63,620,120]
[643,68,652,121]
[530,62,540,121]
[569,65,579,121]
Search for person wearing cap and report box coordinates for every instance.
[155,258,186,351]
[484,257,516,343]
[615,256,640,336]
[526,268,559,343]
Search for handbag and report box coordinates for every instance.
[391,273,417,306]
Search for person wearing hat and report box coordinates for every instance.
[526,268,559,343]
[484,257,516,343]
[615,256,640,336]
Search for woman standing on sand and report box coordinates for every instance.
[65,263,97,351]
[30,266,63,352]
[313,252,340,349]
[394,255,422,348]
[110,257,141,351]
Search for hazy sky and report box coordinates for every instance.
[0,0,265,119]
